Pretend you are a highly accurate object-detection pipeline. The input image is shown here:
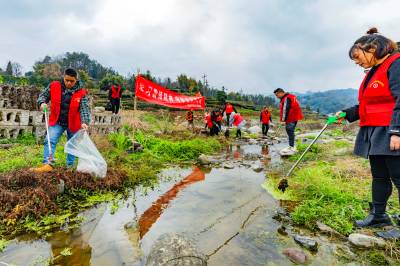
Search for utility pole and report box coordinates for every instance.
[202,74,209,88]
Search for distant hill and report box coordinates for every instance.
[296,88,358,115]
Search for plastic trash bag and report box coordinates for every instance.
[64,130,107,178]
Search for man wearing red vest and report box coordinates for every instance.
[223,102,237,127]
[260,106,272,137]
[109,84,122,114]
[274,88,303,153]
[32,68,91,172]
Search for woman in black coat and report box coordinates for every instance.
[337,28,400,227]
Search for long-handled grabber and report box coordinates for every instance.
[277,112,346,192]
[43,105,54,163]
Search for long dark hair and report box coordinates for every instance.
[349,27,398,60]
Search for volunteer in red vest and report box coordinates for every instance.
[274,88,303,153]
[230,112,246,138]
[223,102,237,127]
[109,84,122,114]
[186,109,194,130]
[32,68,91,172]
[260,106,272,137]
[336,28,400,228]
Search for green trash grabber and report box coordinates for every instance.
[278,112,346,192]
[43,105,54,162]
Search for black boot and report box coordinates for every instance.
[355,203,392,228]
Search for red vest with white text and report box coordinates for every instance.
[49,81,87,133]
[279,93,303,123]
[358,53,400,126]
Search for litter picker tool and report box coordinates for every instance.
[43,105,54,163]
[278,112,346,192]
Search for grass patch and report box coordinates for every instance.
[264,140,389,235]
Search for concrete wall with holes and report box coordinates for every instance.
[0,108,121,141]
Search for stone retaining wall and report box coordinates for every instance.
[0,84,121,141]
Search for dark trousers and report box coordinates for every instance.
[236,129,241,138]
[285,122,297,147]
[111,98,120,114]
[262,123,270,136]
[369,155,400,214]
[210,125,220,136]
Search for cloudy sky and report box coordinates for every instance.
[1,0,398,93]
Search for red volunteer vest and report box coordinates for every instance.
[279,93,303,123]
[111,85,121,99]
[261,111,271,124]
[358,53,400,126]
[49,81,87,133]
[205,114,213,128]
[225,104,234,114]
[233,114,244,126]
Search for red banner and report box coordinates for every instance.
[135,75,205,110]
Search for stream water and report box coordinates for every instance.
[0,138,347,265]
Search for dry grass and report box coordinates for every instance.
[120,110,150,131]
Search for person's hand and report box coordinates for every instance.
[390,135,400,151]
[335,111,346,124]
[81,123,89,131]
[40,103,48,112]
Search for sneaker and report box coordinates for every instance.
[30,164,53,173]
[280,146,296,156]
[289,146,297,152]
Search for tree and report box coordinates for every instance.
[216,89,227,105]
[5,61,12,75]
[42,63,62,79]
[78,70,95,89]
[98,73,125,91]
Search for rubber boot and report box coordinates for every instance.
[355,202,392,228]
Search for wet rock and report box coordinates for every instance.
[124,221,137,229]
[198,154,218,165]
[241,161,252,168]
[335,245,357,261]
[247,125,261,134]
[294,235,318,252]
[223,162,235,169]
[252,163,264,172]
[94,106,105,113]
[272,208,291,223]
[282,248,308,264]
[277,225,288,236]
[348,233,386,248]
[249,139,258,145]
[127,141,144,154]
[243,153,262,161]
[316,221,342,237]
[146,233,207,266]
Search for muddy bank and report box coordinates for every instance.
[0,168,127,222]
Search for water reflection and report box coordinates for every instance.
[138,166,205,238]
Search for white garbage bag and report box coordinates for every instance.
[64,130,107,178]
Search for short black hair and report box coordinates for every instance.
[64,68,78,78]
[274,88,284,94]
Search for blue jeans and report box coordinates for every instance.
[285,122,297,147]
[43,124,76,167]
